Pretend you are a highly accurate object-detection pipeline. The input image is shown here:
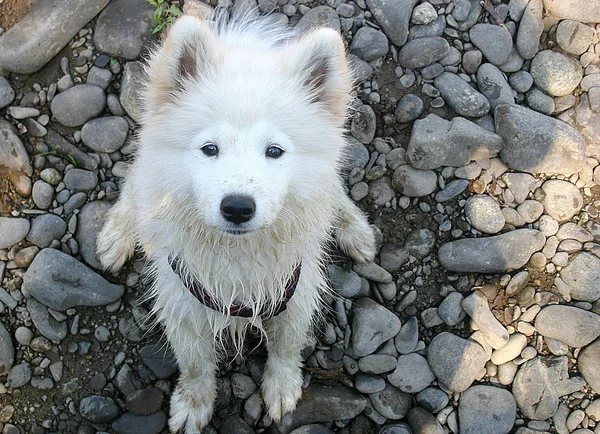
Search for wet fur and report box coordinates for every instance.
[97,11,376,434]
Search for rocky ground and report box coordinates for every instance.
[0,0,600,433]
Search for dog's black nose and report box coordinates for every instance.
[220,195,256,224]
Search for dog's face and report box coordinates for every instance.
[139,16,352,236]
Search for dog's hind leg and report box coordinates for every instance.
[97,179,138,272]
[333,187,377,263]
[165,315,217,434]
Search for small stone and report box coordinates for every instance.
[477,63,515,110]
[462,291,509,349]
[411,2,437,24]
[491,333,528,365]
[350,27,388,61]
[535,305,600,347]
[80,395,120,423]
[556,20,595,55]
[139,342,177,379]
[0,217,30,249]
[398,37,450,69]
[404,228,436,259]
[540,179,583,222]
[119,61,145,123]
[438,292,465,326]
[126,388,164,416]
[351,298,401,357]
[434,72,490,117]
[32,180,54,210]
[0,75,15,109]
[370,383,412,420]
[27,214,67,248]
[416,387,449,413]
[530,50,583,97]
[81,116,129,153]
[64,169,98,192]
[407,407,444,434]
[111,411,167,434]
[458,385,517,434]
[516,0,543,60]
[516,200,544,223]
[579,338,600,392]
[358,354,397,375]
[0,321,14,375]
[387,353,435,393]
[560,253,600,302]
[395,316,419,355]
[351,104,376,145]
[509,71,534,93]
[294,6,340,34]
[392,165,437,197]
[465,195,505,234]
[470,24,513,65]
[7,363,32,388]
[50,85,106,127]
[394,94,423,123]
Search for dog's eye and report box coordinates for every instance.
[265,145,284,159]
[201,143,219,157]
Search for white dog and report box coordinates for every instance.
[97,11,376,433]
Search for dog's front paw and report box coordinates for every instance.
[336,221,377,263]
[169,380,215,434]
[96,220,135,273]
[262,357,303,422]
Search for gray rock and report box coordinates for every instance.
[525,87,555,115]
[438,229,545,273]
[51,85,107,127]
[459,385,516,434]
[411,2,437,24]
[0,75,15,109]
[437,292,465,326]
[111,411,167,434]
[495,104,586,175]
[499,46,525,73]
[353,261,393,283]
[404,228,436,259]
[32,180,54,210]
[457,0,482,31]
[350,27,388,61]
[290,426,335,434]
[407,114,503,169]
[344,137,370,170]
[120,61,146,123]
[392,165,437,197]
[0,119,33,197]
[87,66,113,90]
[530,50,583,97]
[64,169,98,192]
[280,384,366,431]
[351,104,376,144]
[27,297,68,342]
[388,353,435,393]
[415,387,449,413]
[407,407,444,434]
[327,265,362,298]
[579,338,600,393]
[573,93,600,160]
[348,54,374,83]
[395,316,419,354]
[509,71,533,93]
[366,0,419,46]
[351,298,401,357]
[355,374,386,394]
[491,333,527,364]
[370,383,412,420]
[540,179,583,222]
[23,248,123,311]
[452,0,472,21]
[427,332,487,392]
[560,253,600,302]
[434,72,490,117]
[398,37,450,69]
[463,50,483,74]
[0,0,109,73]
[45,129,99,171]
[434,179,470,203]
[465,195,505,234]
[544,0,600,25]
[557,222,594,242]
[94,0,155,60]
[139,342,177,379]
[516,0,543,60]
[80,395,120,423]
[379,243,409,272]
[126,388,164,416]
[556,20,595,55]
[7,363,31,388]
[358,354,397,375]
[535,305,600,347]
[0,320,14,376]
[81,117,129,153]
[27,214,67,248]
[395,94,424,123]
[409,15,446,40]
[469,24,513,65]
[76,201,113,269]
[502,173,535,204]
[476,63,515,110]
[295,6,340,34]
[0,217,30,249]
[462,291,509,349]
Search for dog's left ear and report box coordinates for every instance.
[143,16,220,112]
[285,28,352,123]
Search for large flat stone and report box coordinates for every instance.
[0,0,109,74]
[22,248,123,311]
[544,0,600,23]
[438,229,545,273]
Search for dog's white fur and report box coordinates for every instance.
[97,12,376,433]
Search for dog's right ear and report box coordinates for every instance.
[144,16,219,111]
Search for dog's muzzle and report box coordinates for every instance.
[220,195,255,225]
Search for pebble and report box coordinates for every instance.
[0,75,15,109]
[370,383,412,420]
[495,104,586,175]
[427,332,487,392]
[351,104,376,145]
[556,20,595,55]
[351,298,401,357]
[491,333,528,365]
[350,27,388,61]
[0,320,14,375]
[540,179,583,222]
[392,165,437,197]
[0,217,30,249]
[394,316,419,354]
[560,253,600,302]
[439,229,545,273]
[32,180,54,210]
[23,248,124,311]
[526,87,555,115]
[26,214,67,248]
[394,94,423,123]
[462,50,483,74]
[530,50,583,97]
[438,292,465,326]
[434,72,490,117]
[398,37,450,69]
[469,24,513,65]
[465,195,505,234]
[76,201,113,270]
[462,291,509,349]
[512,356,563,420]
[119,61,145,123]
[81,116,129,153]
[27,297,68,342]
[327,266,362,298]
[415,387,449,413]
[538,215,559,237]
[458,385,517,434]
[0,119,32,196]
[404,228,436,259]
[355,374,385,394]
[476,63,515,110]
[14,326,34,346]
[579,338,600,392]
[7,363,32,388]
[509,71,534,93]
[80,395,120,423]
[64,168,99,192]
[50,85,107,127]
[535,305,600,347]
[87,66,113,90]
[365,0,418,46]
[387,353,435,393]
[411,2,437,24]
[358,354,397,374]
[111,411,167,434]
[139,343,178,379]
[515,0,543,60]
[353,262,393,283]
[407,407,444,434]
[379,244,409,272]
[516,200,544,223]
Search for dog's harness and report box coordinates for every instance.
[169,257,301,318]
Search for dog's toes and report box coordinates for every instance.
[336,223,377,263]
[169,383,213,434]
[96,223,135,273]
[262,363,303,422]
